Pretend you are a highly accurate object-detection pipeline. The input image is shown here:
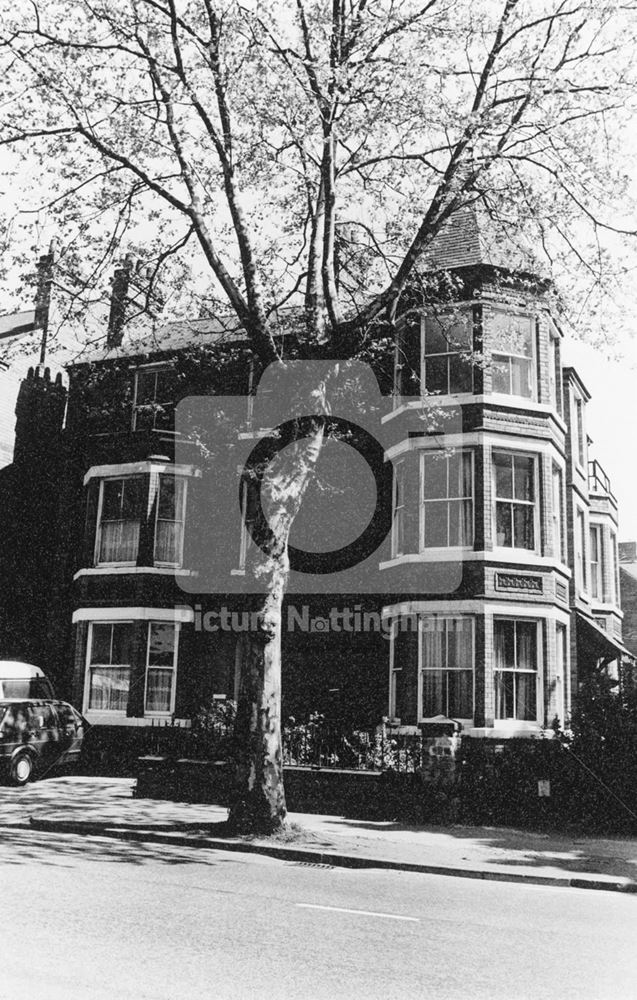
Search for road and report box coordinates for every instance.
[0,827,635,1000]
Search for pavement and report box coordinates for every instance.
[2,775,637,894]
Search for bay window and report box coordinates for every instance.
[95,472,187,568]
[422,617,474,720]
[494,619,538,722]
[390,624,419,724]
[576,508,587,592]
[494,452,536,550]
[490,310,535,398]
[96,476,144,565]
[552,464,565,562]
[421,450,473,549]
[145,622,178,715]
[590,524,604,600]
[154,476,187,567]
[87,622,133,713]
[392,460,405,557]
[423,310,473,395]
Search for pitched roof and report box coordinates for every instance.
[0,310,36,340]
[420,199,548,278]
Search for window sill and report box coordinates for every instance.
[468,724,544,738]
[74,567,196,580]
[84,713,191,728]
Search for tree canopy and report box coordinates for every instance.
[2,0,636,356]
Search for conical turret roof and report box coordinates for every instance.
[421,198,548,278]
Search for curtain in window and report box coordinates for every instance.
[88,667,130,711]
[422,619,446,717]
[447,670,473,718]
[155,521,180,565]
[155,478,185,565]
[99,520,140,563]
[145,623,176,714]
[494,620,537,721]
[98,477,144,563]
[145,669,173,713]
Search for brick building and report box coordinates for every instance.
[0,210,631,752]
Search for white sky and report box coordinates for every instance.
[564,332,637,544]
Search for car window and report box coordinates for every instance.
[0,706,17,735]
[9,706,30,735]
[56,704,76,727]
[28,704,58,729]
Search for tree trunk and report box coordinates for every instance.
[227,416,326,834]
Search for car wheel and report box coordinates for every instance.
[10,752,33,787]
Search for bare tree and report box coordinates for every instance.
[1,0,636,830]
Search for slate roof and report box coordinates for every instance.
[420,199,547,277]
[0,309,36,340]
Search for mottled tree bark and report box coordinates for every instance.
[227,419,325,833]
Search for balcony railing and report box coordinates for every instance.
[588,459,616,501]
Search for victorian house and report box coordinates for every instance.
[0,211,630,756]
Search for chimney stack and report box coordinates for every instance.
[107,254,135,348]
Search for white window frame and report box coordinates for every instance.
[573,394,586,469]
[392,459,406,557]
[589,523,605,601]
[153,474,188,569]
[388,618,419,722]
[610,530,620,605]
[555,621,568,728]
[132,362,175,432]
[94,475,144,567]
[493,617,542,726]
[575,505,588,595]
[143,621,180,717]
[418,615,475,724]
[493,451,539,553]
[489,309,536,401]
[421,309,474,397]
[84,620,134,716]
[552,463,565,563]
[419,449,474,552]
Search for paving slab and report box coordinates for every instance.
[2,776,637,894]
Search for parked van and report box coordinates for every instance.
[0,661,55,700]
[0,699,87,785]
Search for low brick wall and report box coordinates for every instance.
[135,739,637,833]
[135,756,459,823]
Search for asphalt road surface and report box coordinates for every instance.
[0,828,635,1000]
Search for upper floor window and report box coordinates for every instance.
[392,460,405,557]
[493,452,536,550]
[97,476,144,565]
[552,464,565,562]
[154,476,187,567]
[421,450,473,549]
[133,365,177,431]
[576,507,587,592]
[422,311,473,396]
[494,618,538,722]
[547,329,561,415]
[610,531,620,605]
[590,524,605,600]
[490,310,535,399]
[95,473,187,568]
[574,396,586,467]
